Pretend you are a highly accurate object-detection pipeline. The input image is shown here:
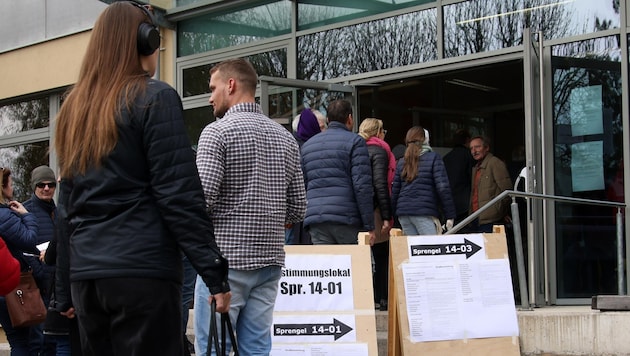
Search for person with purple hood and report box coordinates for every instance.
[286,109,321,244]
[294,109,321,148]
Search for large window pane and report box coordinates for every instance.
[0,97,49,135]
[178,1,291,56]
[298,9,437,81]
[297,0,434,30]
[444,0,620,58]
[0,141,50,202]
[551,36,623,298]
[184,106,214,148]
[182,49,287,97]
[265,86,347,129]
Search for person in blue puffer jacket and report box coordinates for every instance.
[392,126,456,235]
[301,99,376,245]
[0,166,39,356]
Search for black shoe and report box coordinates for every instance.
[184,334,194,356]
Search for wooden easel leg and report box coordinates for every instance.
[387,238,401,356]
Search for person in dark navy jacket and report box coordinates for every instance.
[0,167,39,355]
[392,126,456,235]
[301,99,376,245]
[23,165,58,355]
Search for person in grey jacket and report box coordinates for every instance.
[52,3,230,355]
[301,99,376,245]
[392,126,456,235]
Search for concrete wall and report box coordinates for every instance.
[0,0,106,53]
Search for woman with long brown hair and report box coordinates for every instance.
[392,126,456,235]
[53,2,230,354]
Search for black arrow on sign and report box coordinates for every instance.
[410,238,482,259]
[274,318,352,340]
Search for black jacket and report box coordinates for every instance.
[55,79,229,303]
[23,195,56,296]
[443,145,476,217]
[366,145,392,221]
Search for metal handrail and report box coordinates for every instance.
[446,187,625,310]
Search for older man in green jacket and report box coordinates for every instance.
[469,136,512,232]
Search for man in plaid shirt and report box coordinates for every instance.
[194,58,306,356]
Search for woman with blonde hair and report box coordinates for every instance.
[53,2,230,354]
[0,167,39,355]
[359,118,395,310]
[392,126,456,235]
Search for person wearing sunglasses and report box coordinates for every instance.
[22,165,58,355]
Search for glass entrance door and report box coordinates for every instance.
[522,29,546,307]
[550,35,624,303]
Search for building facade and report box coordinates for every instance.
[0,0,627,306]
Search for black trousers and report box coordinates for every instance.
[372,240,390,303]
[71,278,183,356]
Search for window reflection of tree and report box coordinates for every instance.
[551,35,623,296]
[298,9,437,82]
[0,98,50,201]
[178,2,291,56]
[552,36,622,179]
[444,0,575,57]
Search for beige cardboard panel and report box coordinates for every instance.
[283,244,378,355]
[404,336,520,355]
[389,232,520,356]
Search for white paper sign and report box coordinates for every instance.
[406,234,486,262]
[402,259,519,342]
[271,342,368,355]
[570,85,603,136]
[275,254,354,311]
[272,314,356,343]
[571,141,605,192]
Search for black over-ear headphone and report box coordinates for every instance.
[129,1,160,56]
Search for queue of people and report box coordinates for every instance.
[0,3,514,355]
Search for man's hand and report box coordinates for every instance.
[445,219,454,231]
[381,220,391,238]
[60,307,76,319]
[368,230,376,246]
[209,292,232,313]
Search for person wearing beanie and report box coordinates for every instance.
[30,165,56,192]
[0,237,20,295]
[23,165,58,355]
[295,109,322,146]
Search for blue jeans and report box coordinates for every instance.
[29,322,56,356]
[399,215,437,235]
[51,335,70,356]
[308,223,361,244]
[194,266,281,356]
[0,296,29,356]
